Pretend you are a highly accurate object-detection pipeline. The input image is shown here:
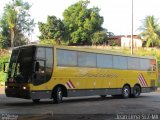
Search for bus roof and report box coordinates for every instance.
[14,44,155,59]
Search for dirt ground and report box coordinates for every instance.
[0,86,4,94]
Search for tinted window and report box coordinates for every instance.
[140,58,150,71]
[113,56,127,69]
[57,49,77,66]
[35,47,46,84]
[78,52,96,67]
[34,47,53,85]
[128,57,140,70]
[36,47,45,59]
[8,47,35,83]
[97,54,112,68]
[46,48,53,80]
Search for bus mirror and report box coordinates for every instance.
[3,62,8,73]
[35,62,40,72]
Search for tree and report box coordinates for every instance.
[139,15,160,47]
[91,30,107,45]
[38,15,65,45]
[1,0,35,47]
[63,0,104,45]
[0,19,10,48]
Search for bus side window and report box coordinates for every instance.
[46,48,53,81]
[34,47,46,85]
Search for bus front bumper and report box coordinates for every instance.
[5,88,31,99]
[5,87,52,99]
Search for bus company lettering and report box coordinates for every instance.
[78,72,118,78]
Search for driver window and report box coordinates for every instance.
[34,47,46,85]
[33,47,53,85]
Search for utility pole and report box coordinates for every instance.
[131,0,133,55]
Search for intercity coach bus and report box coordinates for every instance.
[3,45,158,103]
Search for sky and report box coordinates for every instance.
[1,0,160,41]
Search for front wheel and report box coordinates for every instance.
[132,85,141,98]
[122,85,130,98]
[53,87,63,104]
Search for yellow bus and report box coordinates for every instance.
[4,45,158,103]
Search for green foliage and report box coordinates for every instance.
[63,0,104,45]
[0,36,8,49]
[139,15,160,47]
[0,0,35,48]
[0,18,10,48]
[38,16,65,45]
[38,0,107,45]
[39,39,56,45]
[0,71,7,83]
[110,42,117,46]
[0,51,10,70]
[0,49,10,83]
[91,31,107,45]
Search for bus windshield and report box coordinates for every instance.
[8,46,35,83]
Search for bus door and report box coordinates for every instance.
[33,47,53,86]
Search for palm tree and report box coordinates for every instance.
[3,2,17,48]
[139,15,160,47]
[2,0,34,48]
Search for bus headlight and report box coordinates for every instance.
[22,86,27,90]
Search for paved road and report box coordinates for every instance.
[0,92,160,120]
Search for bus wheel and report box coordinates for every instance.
[32,99,40,103]
[122,85,130,98]
[132,85,141,98]
[100,95,106,98]
[53,87,63,104]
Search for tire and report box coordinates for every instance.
[32,99,40,103]
[53,87,63,104]
[132,85,141,98]
[122,85,130,98]
[100,95,106,98]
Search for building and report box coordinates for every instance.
[107,35,143,47]
[108,35,124,46]
[121,35,142,47]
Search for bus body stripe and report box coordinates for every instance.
[66,82,72,88]
[140,73,148,87]
[139,74,147,87]
[68,81,73,89]
[138,75,145,87]
[69,80,75,88]
[138,76,145,87]
[138,73,148,87]
[65,80,75,89]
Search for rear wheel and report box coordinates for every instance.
[53,87,63,104]
[32,99,40,103]
[132,85,141,98]
[122,85,130,98]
